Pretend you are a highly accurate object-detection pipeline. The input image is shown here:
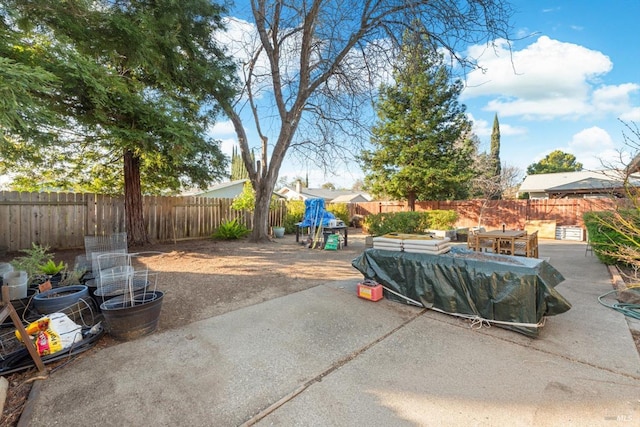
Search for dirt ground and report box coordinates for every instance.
[0,229,368,426]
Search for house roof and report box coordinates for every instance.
[518,171,625,193]
[301,188,354,200]
[330,194,369,203]
[547,177,622,192]
[189,179,248,196]
[277,186,371,202]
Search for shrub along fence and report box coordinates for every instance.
[0,191,286,252]
[349,198,618,232]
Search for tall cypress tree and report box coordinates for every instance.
[230,146,253,181]
[490,114,501,178]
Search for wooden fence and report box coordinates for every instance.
[0,191,622,252]
[349,198,619,231]
[0,191,286,252]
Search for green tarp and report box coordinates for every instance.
[352,248,572,337]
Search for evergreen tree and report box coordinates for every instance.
[489,113,502,199]
[491,114,502,178]
[230,146,252,181]
[1,0,236,245]
[526,150,583,175]
[361,30,475,209]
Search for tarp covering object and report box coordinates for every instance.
[351,247,572,337]
[299,198,336,227]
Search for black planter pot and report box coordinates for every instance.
[33,285,90,315]
[100,291,164,341]
[48,273,63,287]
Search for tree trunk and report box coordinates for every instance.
[124,149,149,246]
[407,191,416,211]
[250,179,274,242]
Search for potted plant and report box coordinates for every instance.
[33,285,90,314]
[39,259,67,286]
[10,243,54,286]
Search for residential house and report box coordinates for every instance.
[185,179,286,200]
[518,170,638,199]
[277,181,371,203]
[185,179,248,198]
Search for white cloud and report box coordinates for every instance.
[207,121,237,156]
[468,114,491,137]
[620,107,640,122]
[591,83,640,116]
[218,138,237,157]
[209,120,236,137]
[566,127,618,170]
[499,123,528,137]
[468,113,527,139]
[461,36,629,119]
[568,126,613,152]
[524,127,622,171]
[216,17,262,67]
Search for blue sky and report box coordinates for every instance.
[210,0,640,189]
[463,0,640,177]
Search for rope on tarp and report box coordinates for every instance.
[380,284,547,330]
[598,288,640,320]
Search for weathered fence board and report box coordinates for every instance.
[0,191,287,252]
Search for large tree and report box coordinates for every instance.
[360,30,476,209]
[526,150,583,175]
[214,0,513,241]
[1,0,236,245]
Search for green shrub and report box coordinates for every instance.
[363,210,458,236]
[231,181,255,211]
[427,210,458,230]
[583,210,640,265]
[213,219,250,240]
[326,203,350,225]
[10,243,54,283]
[39,259,67,275]
[363,211,428,236]
[283,200,306,233]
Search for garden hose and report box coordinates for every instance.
[598,289,640,320]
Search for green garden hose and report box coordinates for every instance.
[598,289,640,320]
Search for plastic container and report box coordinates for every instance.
[0,262,14,279]
[3,270,28,300]
[357,280,383,302]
